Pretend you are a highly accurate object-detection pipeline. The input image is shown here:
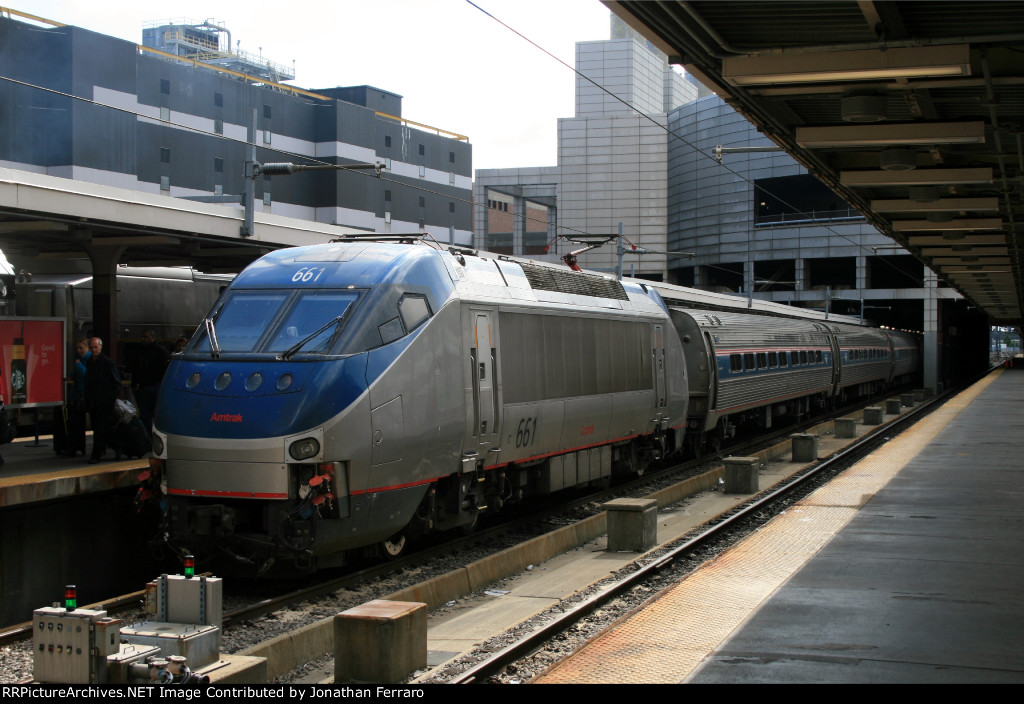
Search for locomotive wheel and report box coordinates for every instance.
[459,511,479,536]
[378,531,408,560]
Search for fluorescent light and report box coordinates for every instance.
[723,45,970,86]
[920,246,1008,256]
[871,197,999,213]
[932,257,1009,266]
[908,234,1005,246]
[797,122,985,148]
[892,218,1003,232]
[841,168,993,187]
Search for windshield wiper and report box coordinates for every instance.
[204,317,221,359]
[282,315,344,360]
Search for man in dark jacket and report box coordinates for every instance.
[85,337,121,463]
[130,330,168,435]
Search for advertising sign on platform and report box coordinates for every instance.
[0,318,66,408]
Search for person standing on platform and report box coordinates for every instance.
[130,329,169,435]
[85,337,121,464]
[65,338,90,457]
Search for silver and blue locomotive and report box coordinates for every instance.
[150,240,689,572]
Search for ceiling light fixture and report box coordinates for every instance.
[892,218,1003,232]
[841,167,993,187]
[797,122,985,148]
[722,44,971,86]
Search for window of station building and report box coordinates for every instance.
[384,135,392,148]
[419,196,425,208]
[160,175,170,193]
[214,119,223,135]
[160,148,171,164]
[485,189,515,253]
[263,105,272,119]
[214,91,223,107]
[449,151,455,164]
[418,144,425,156]
[160,78,170,95]
[214,157,223,173]
[160,107,170,122]
[524,200,550,256]
[754,174,861,226]
[263,130,272,145]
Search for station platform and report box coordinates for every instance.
[537,367,1024,684]
[0,433,146,507]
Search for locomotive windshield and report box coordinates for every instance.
[192,289,360,355]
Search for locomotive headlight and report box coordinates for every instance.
[289,437,321,461]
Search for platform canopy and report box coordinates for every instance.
[607,1,1024,325]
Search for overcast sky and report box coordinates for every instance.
[12,0,612,171]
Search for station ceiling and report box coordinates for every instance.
[608,0,1024,325]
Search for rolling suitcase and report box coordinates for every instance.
[114,415,150,459]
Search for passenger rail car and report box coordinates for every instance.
[670,307,919,453]
[150,241,688,573]
[16,267,232,362]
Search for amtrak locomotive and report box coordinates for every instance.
[149,238,918,574]
[150,239,689,572]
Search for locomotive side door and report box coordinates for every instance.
[652,324,667,414]
[469,310,500,448]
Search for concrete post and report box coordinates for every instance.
[791,433,819,462]
[604,498,658,552]
[334,600,427,683]
[723,456,759,493]
[885,398,902,415]
[863,407,884,425]
[834,418,857,438]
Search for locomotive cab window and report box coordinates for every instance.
[398,294,431,332]
[192,289,360,355]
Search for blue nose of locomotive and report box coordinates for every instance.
[155,355,368,439]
